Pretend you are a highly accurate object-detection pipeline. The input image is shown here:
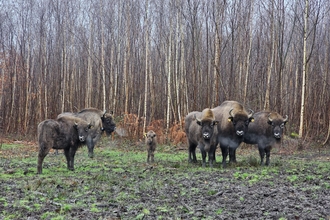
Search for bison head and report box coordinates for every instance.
[228,108,254,137]
[145,130,156,145]
[268,113,288,139]
[74,121,92,142]
[196,109,219,144]
[101,110,116,136]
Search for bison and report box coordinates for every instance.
[58,108,116,158]
[37,116,92,174]
[243,111,288,165]
[185,108,219,167]
[145,130,157,163]
[212,101,254,167]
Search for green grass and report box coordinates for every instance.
[1,140,330,219]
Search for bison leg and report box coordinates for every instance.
[220,146,229,168]
[86,136,95,158]
[200,148,207,167]
[147,149,154,163]
[264,146,272,166]
[151,150,155,163]
[188,142,197,163]
[258,147,266,165]
[64,148,75,171]
[229,148,237,163]
[208,149,215,168]
[37,142,51,174]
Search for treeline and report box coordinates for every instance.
[0,0,329,143]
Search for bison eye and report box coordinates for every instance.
[280,123,285,129]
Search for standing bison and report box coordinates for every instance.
[243,111,288,165]
[212,101,254,167]
[145,130,157,163]
[37,116,92,174]
[185,108,219,167]
[58,108,116,158]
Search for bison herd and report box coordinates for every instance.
[37,101,287,174]
[185,100,288,168]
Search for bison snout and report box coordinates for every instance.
[274,132,281,139]
[236,130,244,136]
[79,136,86,142]
[203,132,211,140]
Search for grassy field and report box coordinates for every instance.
[0,138,330,219]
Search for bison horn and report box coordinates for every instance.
[268,113,273,122]
[283,115,288,122]
[248,109,254,118]
[229,108,234,117]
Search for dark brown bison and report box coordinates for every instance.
[145,130,157,163]
[37,116,92,174]
[58,108,116,158]
[212,101,254,167]
[243,111,288,165]
[185,108,219,167]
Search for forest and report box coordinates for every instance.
[0,0,329,145]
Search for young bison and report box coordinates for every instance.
[37,116,92,174]
[145,130,157,163]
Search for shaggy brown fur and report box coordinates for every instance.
[58,108,116,158]
[212,101,254,167]
[145,130,157,163]
[37,116,91,174]
[196,108,215,122]
[185,108,219,167]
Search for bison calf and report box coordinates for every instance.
[185,108,219,167]
[37,116,92,174]
[243,111,288,166]
[145,130,157,163]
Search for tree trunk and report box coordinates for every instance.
[143,0,149,134]
[299,0,308,138]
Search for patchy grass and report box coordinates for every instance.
[0,138,330,219]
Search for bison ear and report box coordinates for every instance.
[250,117,254,123]
[88,124,92,129]
[213,121,219,126]
[267,120,272,125]
[196,120,202,126]
[228,117,233,122]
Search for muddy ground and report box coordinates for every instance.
[0,140,329,220]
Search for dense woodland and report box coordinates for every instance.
[0,0,329,144]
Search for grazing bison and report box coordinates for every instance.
[212,101,254,167]
[185,108,219,167]
[243,111,288,165]
[37,116,92,174]
[145,130,157,163]
[58,108,116,158]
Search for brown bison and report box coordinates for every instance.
[185,108,219,167]
[58,108,116,158]
[212,101,254,167]
[145,130,157,163]
[243,111,288,165]
[37,116,92,174]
